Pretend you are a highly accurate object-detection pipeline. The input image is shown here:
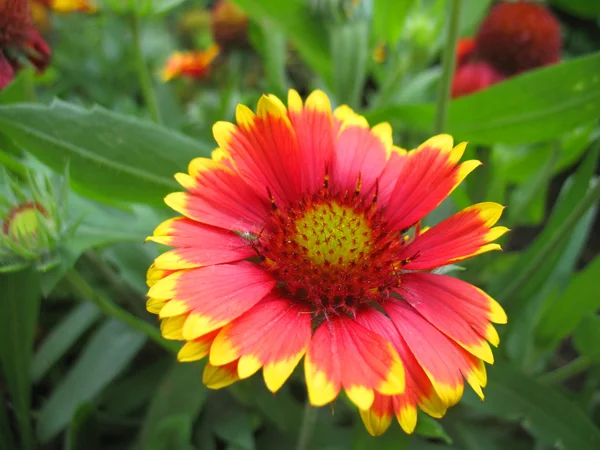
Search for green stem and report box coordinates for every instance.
[497,180,600,305]
[295,402,318,450]
[129,15,162,124]
[66,270,177,353]
[433,0,462,134]
[539,356,591,384]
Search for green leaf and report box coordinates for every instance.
[463,364,600,450]
[249,21,289,99]
[205,391,256,450]
[101,359,169,417]
[65,402,94,450]
[229,377,302,433]
[148,415,195,450]
[491,144,600,311]
[137,363,208,450]
[331,21,369,108]
[365,52,600,145]
[459,0,492,36]
[31,303,102,383]
[232,0,332,86]
[573,315,600,362]
[0,267,41,450]
[0,70,31,105]
[372,0,416,45]
[36,319,146,443]
[506,199,597,364]
[0,101,211,206]
[0,394,16,450]
[550,0,600,18]
[415,413,452,444]
[536,256,600,350]
[505,143,558,227]
[352,420,410,450]
[100,0,186,15]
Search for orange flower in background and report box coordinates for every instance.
[146,90,508,435]
[161,45,220,81]
[0,0,51,89]
[29,0,96,32]
[211,0,248,49]
[49,0,96,13]
[452,1,562,98]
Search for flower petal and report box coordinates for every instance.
[166,157,268,233]
[355,308,446,432]
[149,217,255,270]
[385,301,487,406]
[213,95,303,204]
[359,393,394,436]
[305,316,404,410]
[177,329,220,362]
[398,202,508,270]
[385,136,480,231]
[377,150,408,205]
[203,360,239,389]
[402,272,506,332]
[210,295,312,392]
[287,89,335,193]
[160,314,186,340]
[396,277,495,363]
[148,262,275,340]
[146,264,175,287]
[331,116,389,196]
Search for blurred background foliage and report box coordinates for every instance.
[1,0,600,449]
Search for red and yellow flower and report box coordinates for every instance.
[452,1,562,98]
[0,0,51,89]
[161,45,220,82]
[146,90,508,435]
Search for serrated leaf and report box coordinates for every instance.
[365,52,600,145]
[0,101,211,206]
[36,319,146,443]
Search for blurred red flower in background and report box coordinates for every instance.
[211,0,249,50]
[452,1,562,98]
[0,0,51,89]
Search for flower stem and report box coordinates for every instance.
[539,356,591,384]
[66,270,177,353]
[296,402,318,450]
[129,15,162,124]
[434,0,462,134]
[497,178,600,305]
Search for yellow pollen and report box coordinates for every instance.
[293,202,372,266]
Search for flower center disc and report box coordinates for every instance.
[294,202,372,266]
[257,194,403,314]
